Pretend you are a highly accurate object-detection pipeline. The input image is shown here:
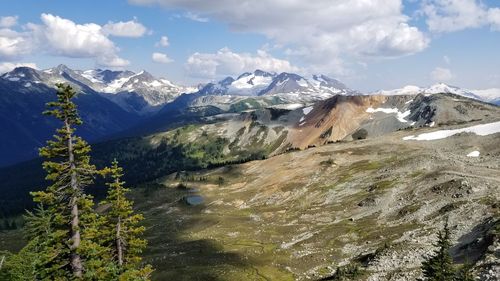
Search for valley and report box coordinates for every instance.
[0,66,499,280]
[3,2,500,280]
[108,125,500,280]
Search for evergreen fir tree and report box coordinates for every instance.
[421,220,456,281]
[101,159,153,280]
[25,84,111,279]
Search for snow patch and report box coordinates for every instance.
[145,80,163,88]
[229,74,272,95]
[403,121,500,141]
[466,151,480,157]
[297,79,308,87]
[366,107,412,123]
[302,106,313,115]
[366,107,398,114]
[281,103,303,110]
[397,110,411,123]
[103,76,131,93]
[81,70,102,84]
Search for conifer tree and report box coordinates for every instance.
[421,220,456,281]
[26,83,110,279]
[101,159,153,280]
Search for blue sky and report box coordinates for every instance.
[1,0,500,92]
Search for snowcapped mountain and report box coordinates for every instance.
[0,67,143,167]
[158,70,360,115]
[469,88,500,105]
[1,65,195,115]
[371,83,500,105]
[197,70,358,98]
[78,69,196,108]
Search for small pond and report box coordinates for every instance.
[182,195,204,206]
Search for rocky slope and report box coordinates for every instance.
[0,89,499,280]
[135,118,499,280]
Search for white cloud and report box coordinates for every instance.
[488,8,500,31]
[152,52,173,63]
[28,13,129,67]
[0,62,37,74]
[155,35,169,47]
[0,14,129,67]
[129,0,429,75]
[102,18,148,37]
[431,67,453,81]
[185,47,299,78]
[0,28,32,60]
[0,16,18,28]
[422,0,500,32]
[184,12,209,22]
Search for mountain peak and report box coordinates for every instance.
[236,72,252,80]
[196,70,355,97]
[54,64,72,74]
[133,70,154,80]
[220,76,235,86]
[275,72,303,82]
[253,69,274,77]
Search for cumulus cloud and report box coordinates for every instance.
[0,16,18,28]
[185,47,299,78]
[155,36,169,47]
[102,18,148,37]
[0,28,32,60]
[129,0,429,75]
[431,67,453,82]
[0,62,37,74]
[27,14,129,67]
[152,52,173,63]
[488,8,500,31]
[422,0,500,32]
[0,14,130,67]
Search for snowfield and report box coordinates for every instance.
[467,151,480,157]
[403,121,500,141]
[366,107,411,123]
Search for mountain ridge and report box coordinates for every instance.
[372,83,500,105]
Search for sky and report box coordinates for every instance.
[1,0,500,92]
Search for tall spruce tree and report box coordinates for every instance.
[421,220,456,281]
[25,83,111,279]
[101,159,152,280]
